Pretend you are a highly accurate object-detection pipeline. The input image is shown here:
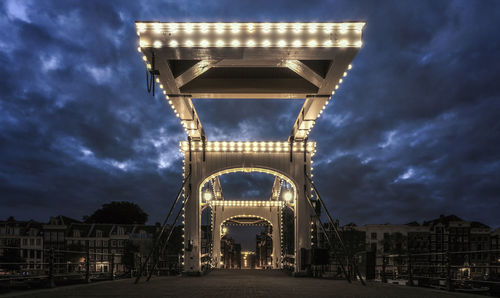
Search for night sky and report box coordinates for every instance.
[1,0,499,230]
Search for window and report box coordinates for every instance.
[73,230,80,237]
[96,230,103,237]
[36,239,41,246]
[30,238,34,245]
[371,233,377,240]
[89,240,95,247]
[111,240,116,247]
[103,240,108,247]
[117,227,125,235]
[22,238,28,245]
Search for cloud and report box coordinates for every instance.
[0,0,499,230]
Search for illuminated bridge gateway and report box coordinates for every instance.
[134,22,364,276]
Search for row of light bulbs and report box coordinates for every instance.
[136,22,364,35]
[179,141,316,153]
[298,63,353,140]
[222,215,274,227]
[211,201,283,207]
[139,38,361,48]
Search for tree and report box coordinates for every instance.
[85,201,148,224]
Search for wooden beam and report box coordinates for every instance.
[175,60,219,87]
[168,95,205,140]
[285,60,324,88]
[290,96,329,141]
[213,176,223,200]
[270,176,282,200]
[318,50,358,95]
[214,59,284,67]
[153,54,180,94]
[188,93,310,99]
[153,47,356,61]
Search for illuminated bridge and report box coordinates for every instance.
[132,22,365,279]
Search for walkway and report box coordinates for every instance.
[4,270,481,298]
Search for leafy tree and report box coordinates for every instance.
[84,201,148,224]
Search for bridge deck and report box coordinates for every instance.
[6,270,480,298]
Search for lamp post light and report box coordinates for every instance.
[283,190,293,203]
[203,190,213,202]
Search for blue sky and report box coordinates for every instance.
[0,0,499,228]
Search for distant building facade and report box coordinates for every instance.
[0,216,181,275]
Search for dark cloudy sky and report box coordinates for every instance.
[1,0,499,229]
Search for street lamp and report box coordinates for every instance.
[203,190,213,202]
[283,190,293,203]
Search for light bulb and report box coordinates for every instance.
[307,40,317,47]
[231,39,240,47]
[293,23,302,34]
[283,190,293,202]
[262,23,271,33]
[278,23,286,34]
[308,23,317,33]
[200,39,209,47]
[215,23,224,34]
[231,23,240,33]
[137,23,146,33]
[169,23,179,33]
[184,23,194,34]
[200,23,209,33]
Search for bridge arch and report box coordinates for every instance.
[213,209,280,269]
[198,166,298,204]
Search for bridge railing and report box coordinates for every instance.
[354,249,500,296]
[0,245,124,294]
